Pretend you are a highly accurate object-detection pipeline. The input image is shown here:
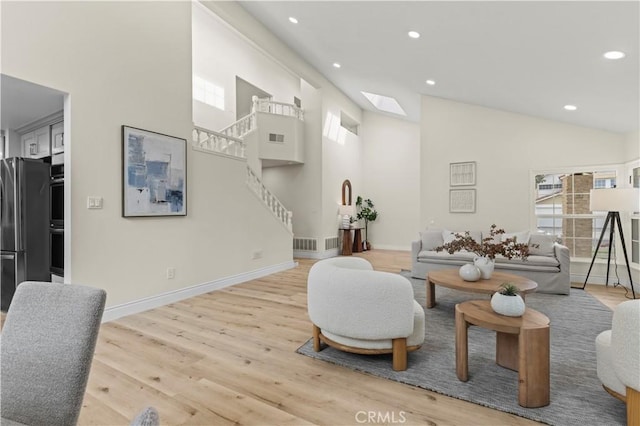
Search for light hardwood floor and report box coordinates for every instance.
[5,250,632,425]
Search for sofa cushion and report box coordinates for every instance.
[494,254,559,268]
[529,234,556,257]
[418,250,476,263]
[420,230,443,251]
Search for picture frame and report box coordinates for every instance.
[450,161,476,186]
[450,189,476,213]
[122,125,187,217]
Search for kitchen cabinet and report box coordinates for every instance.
[21,125,50,159]
[51,121,64,154]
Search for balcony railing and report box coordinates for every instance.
[252,97,304,121]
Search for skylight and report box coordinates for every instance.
[361,91,406,116]
[603,50,625,60]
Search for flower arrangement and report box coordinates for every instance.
[434,224,535,260]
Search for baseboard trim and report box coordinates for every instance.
[102,260,297,323]
[293,248,339,259]
[369,244,411,251]
[573,273,638,289]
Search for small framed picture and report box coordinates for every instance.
[450,189,476,213]
[122,126,187,217]
[450,161,476,186]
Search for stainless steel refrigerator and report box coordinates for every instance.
[1,157,50,311]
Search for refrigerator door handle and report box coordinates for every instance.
[14,159,23,251]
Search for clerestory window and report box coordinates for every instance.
[193,75,224,110]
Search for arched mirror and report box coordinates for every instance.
[341,179,352,206]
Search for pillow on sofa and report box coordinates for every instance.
[529,234,556,257]
[442,229,458,244]
[501,230,530,244]
[443,229,482,244]
[421,230,444,250]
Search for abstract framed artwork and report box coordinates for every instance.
[450,161,476,186]
[450,189,476,213]
[122,126,186,217]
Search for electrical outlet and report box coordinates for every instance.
[252,249,263,260]
[166,267,175,279]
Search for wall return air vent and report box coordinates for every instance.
[268,133,285,143]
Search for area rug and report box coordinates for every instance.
[297,272,626,426]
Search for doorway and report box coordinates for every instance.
[235,77,271,120]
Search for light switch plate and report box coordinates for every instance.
[87,196,103,209]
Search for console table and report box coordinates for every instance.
[340,228,363,255]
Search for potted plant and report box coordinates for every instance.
[356,196,378,251]
[434,224,535,279]
[491,282,526,316]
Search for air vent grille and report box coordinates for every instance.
[325,237,339,251]
[268,133,285,143]
[293,237,317,252]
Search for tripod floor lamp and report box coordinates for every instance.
[583,188,639,299]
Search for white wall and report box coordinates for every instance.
[625,131,640,162]
[192,3,301,133]
[1,1,293,308]
[202,1,366,249]
[321,92,363,240]
[361,111,421,250]
[420,96,628,233]
[262,80,323,239]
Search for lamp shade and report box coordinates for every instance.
[338,204,355,216]
[590,188,640,212]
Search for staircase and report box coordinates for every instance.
[192,98,302,233]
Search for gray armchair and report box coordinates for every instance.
[1,281,106,426]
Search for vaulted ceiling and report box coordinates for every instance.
[239,1,639,134]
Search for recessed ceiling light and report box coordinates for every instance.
[603,51,625,60]
[425,80,436,86]
[333,62,341,68]
[288,17,298,24]
[564,105,577,111]
[361,91,407,116]
[408,31,420,39]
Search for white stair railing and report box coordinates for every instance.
[193,98,303,233]
[192,126,246,159]
[252,97,304,121]
[246,166,293,233]
[218,112,256,140]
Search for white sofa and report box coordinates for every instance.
[595,300,640,426]
[307,257,425,371]
[411,229,571,295]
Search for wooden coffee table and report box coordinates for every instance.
[455,300,550,408]
[426,269,537,309]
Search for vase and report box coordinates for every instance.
[459,264,481,282]
[474,256,495,279]
[491,292,526,317]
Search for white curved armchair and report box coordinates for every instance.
[307,257,425,371]
[595,299,640,426]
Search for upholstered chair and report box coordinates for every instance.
[307,257,425,371]
[595,299,640,426]
[1,281,106,426]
